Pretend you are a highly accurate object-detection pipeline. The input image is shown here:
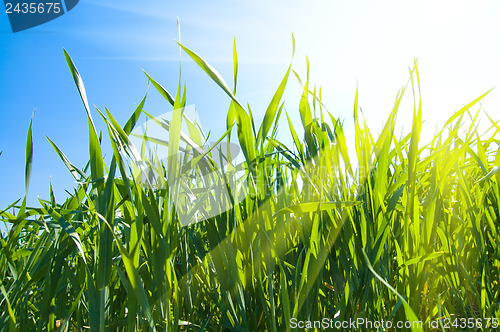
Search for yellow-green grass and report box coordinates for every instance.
[0,37,499,331]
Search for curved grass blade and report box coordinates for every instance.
[124,93,147,135]
[178,42,243,110]
[257,66,290,145]
[46,137,87,180]
[233,37,238,94]
[144,71,175,106]
[362,249,423,332]
[25,110,35,194]
[63,48,94,127]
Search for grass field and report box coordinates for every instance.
[0,37,499,331]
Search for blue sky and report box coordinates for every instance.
[1,0,500,208]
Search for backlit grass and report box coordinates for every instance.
[1,37,499,331]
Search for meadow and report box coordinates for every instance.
[0,37,499,331]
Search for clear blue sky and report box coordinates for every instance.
[1,0,500,208]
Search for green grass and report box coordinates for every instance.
[1,36,499,331]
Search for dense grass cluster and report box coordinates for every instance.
[1,37,499,331]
